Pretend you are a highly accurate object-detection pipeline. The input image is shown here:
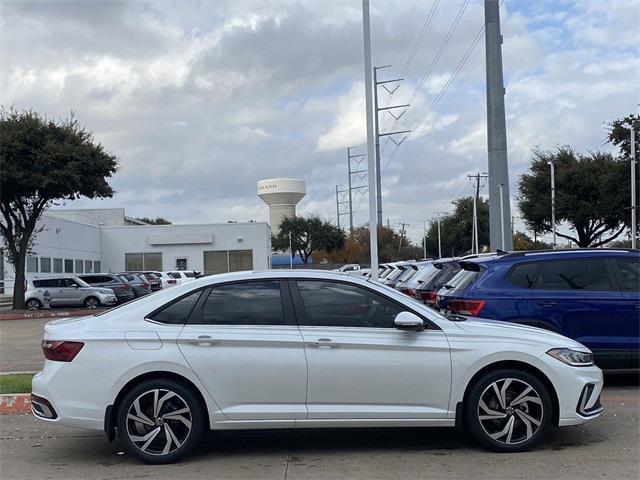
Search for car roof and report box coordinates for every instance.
[459,248,638,268]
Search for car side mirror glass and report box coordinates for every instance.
[394,311,425,332]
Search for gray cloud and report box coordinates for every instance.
[1,0,638,243]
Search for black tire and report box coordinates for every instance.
[116,379,204,464]
[83,296,100,309]
[25,298,42,310]
[464,369,552,452]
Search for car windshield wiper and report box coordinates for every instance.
[442,284,454,290]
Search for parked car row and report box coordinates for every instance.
[25,270,201,310]
[378,249,639,370]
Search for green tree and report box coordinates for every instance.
[135,217,171,225]
[0,109,118,308]
[350,224,421,262]
[607,113,640,160]
[512,231,551,251]
[272,215,345,264]
[518,147,629,247]
[424,197,489,258]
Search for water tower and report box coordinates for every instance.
[257,178,306,234]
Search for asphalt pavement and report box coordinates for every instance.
[0,382,638,480]
[0,318,48,373]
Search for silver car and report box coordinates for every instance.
[26,276,117,310]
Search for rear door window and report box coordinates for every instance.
[534,258,613,291]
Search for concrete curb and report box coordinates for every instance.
[0,393,31,414]
[0,309,102,321]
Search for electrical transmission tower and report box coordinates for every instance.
[336,147,369,232]
[374,65,411,226]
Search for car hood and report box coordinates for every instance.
[452,317,587,350]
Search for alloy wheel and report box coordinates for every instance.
[26,299,40,310]
[477,377,544,445]
[85,298,99,309]
[126,388,193,456]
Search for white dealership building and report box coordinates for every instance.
[1,208,271,295]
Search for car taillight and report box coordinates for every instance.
[122,283,131,289]
[403,288,414,297]
[42,341,84,362]
[447,299,485,316]
[419,290,437,304]
[142,283,150,288]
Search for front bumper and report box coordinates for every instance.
[554,364,604,426]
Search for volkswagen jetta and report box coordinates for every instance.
[32,270,603,464]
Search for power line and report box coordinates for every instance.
[388,0,420,73]
[410,24,484,133]
[407,0,471,106]
[399,0,440,78]
[380,0,470,164]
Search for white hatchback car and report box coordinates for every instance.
[32,270,603,464]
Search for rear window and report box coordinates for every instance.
[615,257,639,292]
[443,269,481,293]
[184,272,196,278]
[508,262,539,289]
[534,258,613,291]
[422,268,460,290]
[169,272,182,279]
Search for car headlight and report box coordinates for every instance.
[547,348,594,367]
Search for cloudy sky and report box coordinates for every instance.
[1,0,638,242]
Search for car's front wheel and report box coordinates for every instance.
[116,379,204,464]
[83,296,100,309]
[465,369,552,452]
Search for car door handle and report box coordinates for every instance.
[186,335,219,346]
[537,300,556,307]
[309,338,339,349]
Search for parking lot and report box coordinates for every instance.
[0,317,638,479]
[0,379,637,480]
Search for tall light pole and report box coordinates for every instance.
[472,194,479,254]
[550,160,557,249]
[288,230,293,269]
[437,216,442,258]
[498,183,506,250]
[631,124,637,249]
[423,220,427,259]
[362,0,378,279]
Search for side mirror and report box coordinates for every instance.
[394,311,425,332]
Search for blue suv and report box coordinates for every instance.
[436,249,639,370]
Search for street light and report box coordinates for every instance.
[498,184,505,250]
[548,159,556,249]
[630,123,637,249]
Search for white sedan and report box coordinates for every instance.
[32,270,603,464]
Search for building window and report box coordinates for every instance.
[85,260,93,273]
[203,251,228,274]
[229,250,253,272]
[27,256,38,273]
[125,252,162,271]
[53,258,63,273]
[143,253,162,271]
[203,250,253,274]
[176,258,188,270]
[64,259,74,273]
[93,261,101,273]
[75,259,84,274]
[40,257,51,273]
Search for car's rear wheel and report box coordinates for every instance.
[25,298,42,310]
[465,369,552,452]
[116,379,204,464]
[83,296,100,309]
